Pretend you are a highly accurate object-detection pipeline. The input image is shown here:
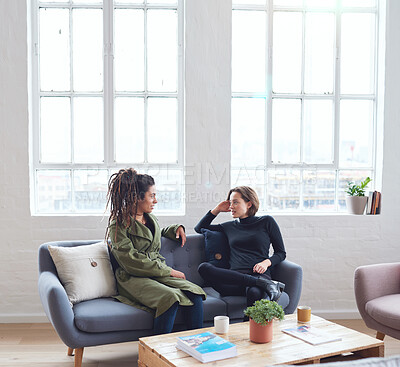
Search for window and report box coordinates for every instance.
[231,0,380,212]
[31,0,183,214]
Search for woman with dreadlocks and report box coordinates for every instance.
[106,168,206,335]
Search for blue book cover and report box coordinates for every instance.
[177,331,237,362]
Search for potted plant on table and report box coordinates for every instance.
[244,299,284,344]
[345,177,371,215]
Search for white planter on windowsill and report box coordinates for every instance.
[346,196,368,215]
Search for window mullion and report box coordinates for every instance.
[104,0,114,167]
[69,4,75,165]
[333,1,341,211]
[333,2,341,171]
[144,7,148,163]
[177,0,184,166]
[266,0,273,169]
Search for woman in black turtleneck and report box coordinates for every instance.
[194,186,286,307]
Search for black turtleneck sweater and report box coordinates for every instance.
[194,211,286,271]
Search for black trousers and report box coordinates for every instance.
[198,262,272,307]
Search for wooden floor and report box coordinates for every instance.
[0,320,398,367]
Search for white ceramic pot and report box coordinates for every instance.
[346,196,368,215]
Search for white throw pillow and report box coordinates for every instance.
[48,242,117,305]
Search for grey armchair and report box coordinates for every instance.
[354,262,400,340]
[38,234,302,367]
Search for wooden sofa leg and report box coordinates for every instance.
[74,347,84,367]
[67,347,74,356]
[376,331,385,340]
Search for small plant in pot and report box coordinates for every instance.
[345,177,371,215]
[244,299,285,343]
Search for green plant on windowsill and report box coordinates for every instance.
[244,299,285,326]
[345,177,372,197]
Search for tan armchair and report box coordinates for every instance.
[354,262,400,340]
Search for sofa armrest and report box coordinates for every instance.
[38,271,83,349]
[354,262,400,319]
[271,260,303,314]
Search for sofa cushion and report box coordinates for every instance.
[365,294,400,330]
[201,229,230,268]
[204,287,290,319]
[202,293,229,322]
[74,298,154,333]
[48,242,117,304]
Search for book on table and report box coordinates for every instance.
[282,325,342,345]
[176,331,237,363]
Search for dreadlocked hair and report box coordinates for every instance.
[105,168,155,243]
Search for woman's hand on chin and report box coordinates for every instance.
[211,200,230,216]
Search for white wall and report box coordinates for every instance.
[0,0,399,322]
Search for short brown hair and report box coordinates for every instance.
[227,186,259,217]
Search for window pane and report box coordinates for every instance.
[339,100,373,167]
[40,97,71,163]
[39,8,70,91]
[305,0,336,8]
[147,10,177,92]
[73,170,108,212]
[115,9,144,92]
[273,12,302,93]
[115,0,143,4]
[232,0,265,5]
[304,12,335,94]
[73,97,103,163]
[148,169,183,213]
[341,0,376,7]
[147,98,177,163]
[72,9,103,92]
[72,0,102,3]
[147,0,177,4]
[267,169,300,210]
[274,0,302,6]
[341,13,375,94]
[303,170,335,211]
[303,100,333,164]
[232,168,266,210]
[272,99,301,163]
[36,170,71,213]
[232,10,266,93]
[338,170,373,211]
[115,97,145,163]
[231,98,265,167]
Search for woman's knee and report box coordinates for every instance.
[197,262,213,277]
[247,286,265,305]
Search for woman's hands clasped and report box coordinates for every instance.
[211,200,230,216]
[253,259,272,274]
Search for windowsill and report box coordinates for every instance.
[264,211,381,217]
[31,211,186,217]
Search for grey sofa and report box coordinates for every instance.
[38,234,302,367]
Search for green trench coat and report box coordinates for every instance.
[108,214,206,318]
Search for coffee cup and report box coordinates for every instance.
[214,316,229,334]
[297,306,311,323]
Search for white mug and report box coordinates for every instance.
[214,315,229,334]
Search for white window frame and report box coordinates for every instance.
[31,0,184,215]
[231,0,382,212]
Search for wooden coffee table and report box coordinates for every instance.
[138,314,384,366]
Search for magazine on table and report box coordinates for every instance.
[176,331,237,363]
[282,325,342,345]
